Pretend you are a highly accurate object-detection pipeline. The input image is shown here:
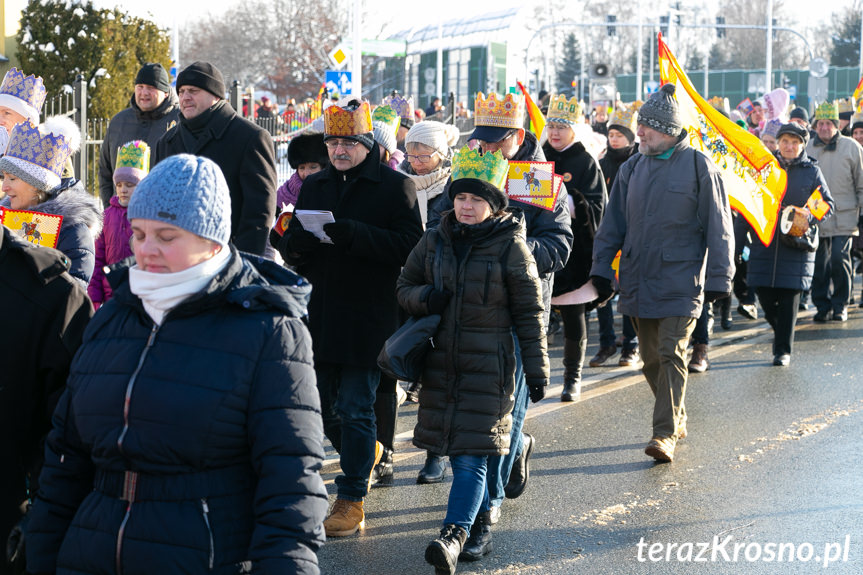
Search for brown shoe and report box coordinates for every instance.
[645,436,676,462]
[589,346,618,367]
[324,499,365,536]
[688,343,709,373]
[619,348,641,367]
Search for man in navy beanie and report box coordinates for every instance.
[153,61,277,256]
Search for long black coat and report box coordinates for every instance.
[25,248,328,575]
[153,101,277,255]
[397,211,549,456]
[278,145,423,368]
[0,228,92,559]
[747,152,834,291]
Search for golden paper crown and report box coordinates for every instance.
[372,105,399,136]
[814,101,838,121]
[451,147,509,190]
[838,97,854,114]
[324,101,373,136]
[708,96,730,116]
[116,140,150,171]
[546,94,583,124]
[474,92,525,129]
[608,101,641,134]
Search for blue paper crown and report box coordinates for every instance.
[0,67,47,111]
[5,120,73,178]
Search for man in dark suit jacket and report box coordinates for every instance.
[153,62,276,255]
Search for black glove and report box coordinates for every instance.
[426,289,452,314]
[587,275,615,311]
[6,510,27,574]
[527,380,547,403]
[704,291,729,303]
[282,229,320,256]
[323,220,357,246]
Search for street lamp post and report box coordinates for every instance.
[765,0,773,93]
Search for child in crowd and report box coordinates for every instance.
[276,132,328,210]
[87,140,149,307]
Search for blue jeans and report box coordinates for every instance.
[597,303,616,348]
[316,362,380,501]
[691,302,713,345]
[444,455,489,534]
[486,333,528,509]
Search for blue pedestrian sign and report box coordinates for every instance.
[325,70,353,97]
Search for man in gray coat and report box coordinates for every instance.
[590,83,735,462]
[98,63,179,207]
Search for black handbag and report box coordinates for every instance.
[377,236,444,382]
[778,205,819,253]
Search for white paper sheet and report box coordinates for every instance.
[294,209,335,244]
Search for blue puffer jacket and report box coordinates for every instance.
[747,152,834,291]
[26,248,328,575]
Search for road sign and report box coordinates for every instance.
[328,46,349,69]
[809,58,829,79]
[645,80,660,95]
[325,70,353,97]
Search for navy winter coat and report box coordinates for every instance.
[747,152,834,291]
[26,248,328,575]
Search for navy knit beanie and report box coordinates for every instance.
[128,154,232,246]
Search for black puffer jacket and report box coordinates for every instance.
[747,152,834,291]
[99,92,180,207]
[0,228,92,557]
[397,210,549,456]
[26,248,328,575]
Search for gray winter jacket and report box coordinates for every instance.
[805,133,863,237]
[591,134,735,319]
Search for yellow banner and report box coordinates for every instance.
[0,208,63,248]
[658,35,786,246]
[506,161,562,211]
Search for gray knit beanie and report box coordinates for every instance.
[638,83,683,136]
[128,154,232,246]
[372,120,398,155]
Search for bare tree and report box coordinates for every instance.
[181,0,347,99]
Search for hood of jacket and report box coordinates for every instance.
[438,208,527,248]
[107,246,311,320]
[129,89,180,122]
[35,182,103,239]
[0,225,72,282]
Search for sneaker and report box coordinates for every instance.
[813,311,830,323]
[619,348,641,367]
[323,499,365,537]
[737,304,758,320]
[488,505,501,525]
[832,309,848,322]
[773,354,791,366]
[589,346,618,367]
[645,436,676,462]
[504,433,534,499]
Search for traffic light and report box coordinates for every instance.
[607,15,616,37]
[716,16,725,39]
[659,15,669,37]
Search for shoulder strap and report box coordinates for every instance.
[433,233,444,291]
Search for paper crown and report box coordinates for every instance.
[384,94,414,120]
[708,96,731,116]
[324,100,373,136]
[608,101,641,134]
[838,97,854,114]
[814,101,838,121]
[451,147,509,190]
[372,105,400,136]
[546,94,583,124]
[114,140,150,184]
[0,118,78,192]
[474,92,525,129]
[0,67,47,126]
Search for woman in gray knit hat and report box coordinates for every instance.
[398,120,459,227]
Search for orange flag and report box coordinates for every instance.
[658,34,787,246]
[516,81,546,139]
[806,187,831,220]
[853,76,863,102]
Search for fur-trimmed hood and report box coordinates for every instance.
[37,182,104,239]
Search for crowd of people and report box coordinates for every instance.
[1,55,861,575]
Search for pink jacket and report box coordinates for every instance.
[87,196,133,305]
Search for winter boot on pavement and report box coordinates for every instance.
[688,343,709,373]
[460,511,494,561]
[425,524,468,575]
[561,338,586,402]
[645,436,677,462]
[323,499,365,536]
[417,453,447,484]
[504,433,535,499]
[589,345,617,367]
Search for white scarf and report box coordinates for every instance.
[408,166,452,227]
[129,246,232,325]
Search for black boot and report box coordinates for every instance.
[459,511,493,561]
[425,524,467,575]
[417,453,447,484]
[561,338,586,402]
[719,297,732,330]
[371,390,397,487]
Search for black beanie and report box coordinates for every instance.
[852,121,863,134]
[448,178,508,214]
[776,122,809,145]
[789,107,809,123]
[177,62,226,99]
[135,63,171,93]
[287,132,329,169]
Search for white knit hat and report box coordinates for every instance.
[405,121,453,156]
[372,120,397,154]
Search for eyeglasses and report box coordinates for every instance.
[406,153,436,163]
[325,139,360,149]
[478,130,516,148]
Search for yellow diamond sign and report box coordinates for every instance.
[328,45,349,69]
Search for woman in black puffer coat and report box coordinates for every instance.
[397,158,548,574]
[25,155,328,575]
[748,123,834,366]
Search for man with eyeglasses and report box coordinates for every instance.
[275,99,422,538]
[426,92,572,527]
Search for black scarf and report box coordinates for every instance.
[178,100,227,151]
[813,131,838,151]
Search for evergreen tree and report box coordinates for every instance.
[16,0,171,118]
[557,33,582,96]
[830,2,863,67]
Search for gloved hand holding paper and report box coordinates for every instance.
[295,210,335,244]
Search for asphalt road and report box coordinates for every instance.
[318,299,863,575]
